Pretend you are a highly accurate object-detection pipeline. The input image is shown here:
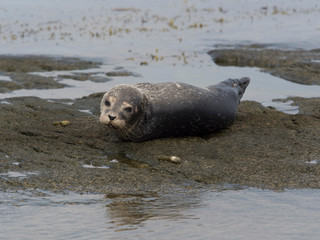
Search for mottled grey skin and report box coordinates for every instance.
[100,77,250,141]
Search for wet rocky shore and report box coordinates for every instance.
[1,48,320,194]
[209,46,320,85]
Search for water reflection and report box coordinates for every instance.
[2,187,320,239]
[104,188,205,231]
[106,193,159,228]
[0,187,208,239]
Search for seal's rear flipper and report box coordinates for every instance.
[238,77,250,90]
[236,77,250,100]
[207,77,250,100]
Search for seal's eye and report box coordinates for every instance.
[124,107,132,113]
[105,100,111,107]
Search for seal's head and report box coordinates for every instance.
[100,85,149,139]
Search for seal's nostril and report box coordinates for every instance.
[108,115,116,121]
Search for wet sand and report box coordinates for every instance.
[1,48,320,194]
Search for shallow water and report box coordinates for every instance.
[1,63,320,114]
[1,188,320,240]
[1,1,320,239]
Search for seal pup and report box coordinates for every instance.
[100,77,250,141]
